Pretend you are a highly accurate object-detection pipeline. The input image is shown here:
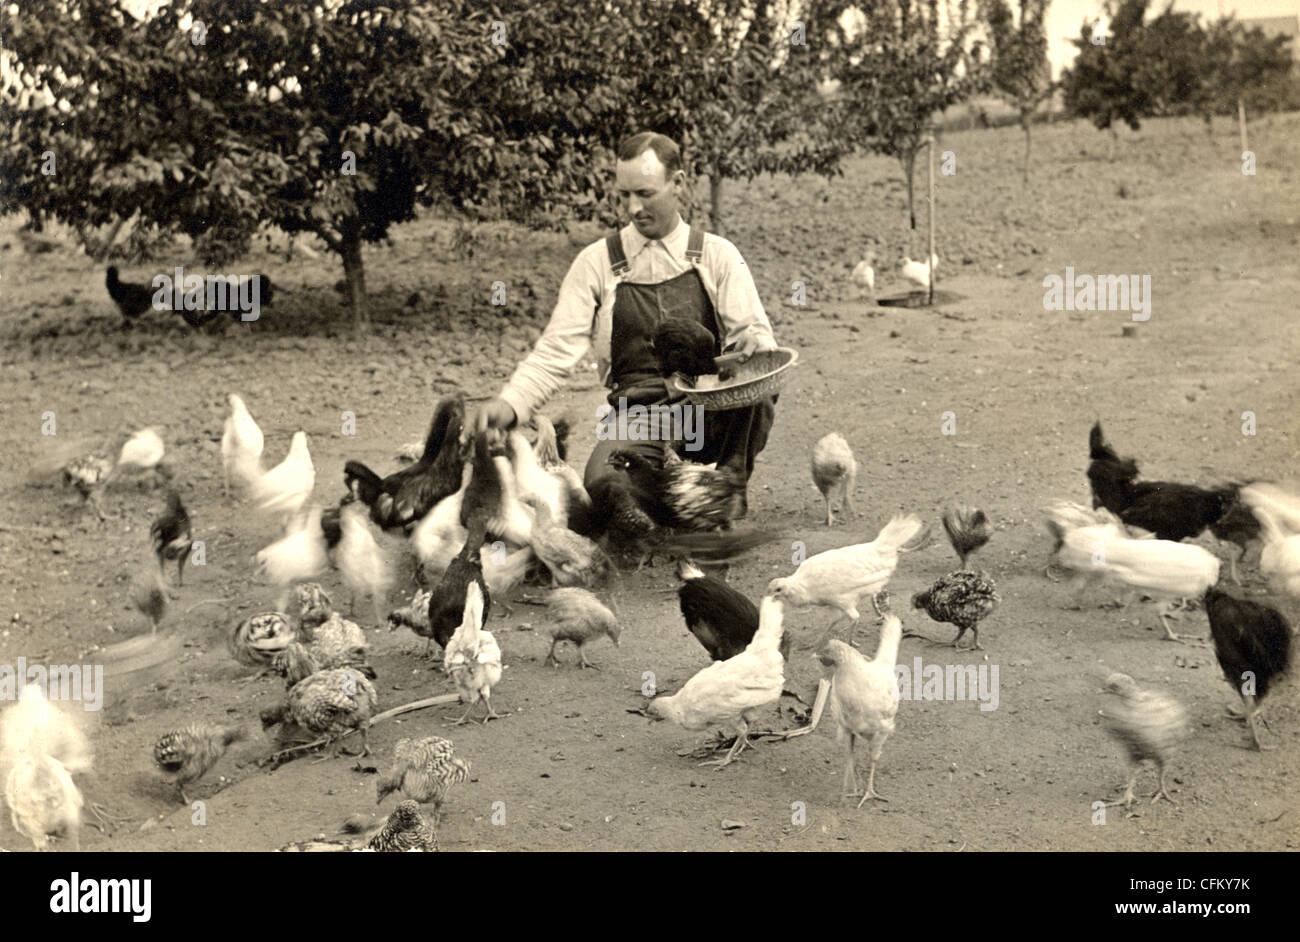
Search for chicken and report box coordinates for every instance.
[344,393,467,530]
[1208,498,1263,586]
[1100,673,1188,808]
[533,415,590,513]
[409,470,470,581]
[336,499,392,623]
[221,393,264,498]
[1044,502,1220,643]
[1204,587,1292,749]
[260,667,378,757]
[252,431,316,524]
[521,492,608,587]
[900,253,938,291]
[428,513,492,660]
[294,582,333,629]
[303,612,371,674]
[812,614,903,806]
[646,595,785,768]
[543,588,621,669]
[1,685,91,851]
[106,265,155,320]
[508,430,565,527]
[942,505,991,568]
[152,723,247,803]
[113,426,169,486]
[366,800,437,852]
[767,514,928,644]
[1241,482,1300,597]
[132,556,168,633]
[650,317,719,381]
[376,737,470,820]
[811,433,856,527]
[388,589,437,652]
[253,506,329,612]
[61,454,112,520]
[911,571,999,650]
[272,640,376,687]
[444,581,503,725]
[150,489,193,586]
[850,248,876,299]
[229,612,297,668]
[609,447,744,532]
[583,471,660,563]
[675,558,790,663]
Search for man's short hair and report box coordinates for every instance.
[616,132,683,176]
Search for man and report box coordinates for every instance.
[476,131,778,514]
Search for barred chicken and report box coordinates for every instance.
[366,800,437,852]
[812,433,856,527]
[260,667,378,757]
[911,571,1000,650]
[152,723,247,803]
[942,505,992,569]
[252,431,316,524]
[295,582,334,629]
[543,588,621,669]
[646,595,786,769]
[376,737,471,820]
[303,612,371,674]
[229,611,297,668]
[1101,673,1188,808]
[150,489,193,586]
[1,685,91,851]
[444,581,503,725]
[1204,587,1292,750]
[221,393,264,498]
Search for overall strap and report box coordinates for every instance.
[606,232,630,277]
[685,225,705,264]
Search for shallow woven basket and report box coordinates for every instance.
[670,346,799,409]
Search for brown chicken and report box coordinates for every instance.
[152,723,247,803]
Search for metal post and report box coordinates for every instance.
[927,130,936,306]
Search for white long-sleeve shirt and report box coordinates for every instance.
[498,216,777,423]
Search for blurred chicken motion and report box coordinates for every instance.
[221,393,264,497]
[1,685,91,850]
[812,613,903,807]
[811,433,856,527]
[336,499,392,623]
[1204,587,1292,749]
[376,737,470,821]
[152,723,247,803]
[942,505,991,568]
[150,489,193,586]
[252,431,316,525]
[132,554,168,633]
[254,506,329,612]
[261,667,378,757]
[366,800,437,852]
[1241,482,1300,597]
[543,588,621,669]
[113,427,169,487]
[62,453,112,520]
[1101,673,1188,808]
[912,571,1000,650]
[646,595,786,769]
[444,581,503,725]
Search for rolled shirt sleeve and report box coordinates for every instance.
[709,237,778,354]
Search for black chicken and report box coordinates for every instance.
[428,515,492,659]
[150,489,194,585]
[106,266,155,320]
[1204,587,1292,750]
[345,393,467,530]
[676,558,790,661]
[911,571,1000,650]
[650,318,720,380]
[1207,497,1263,585]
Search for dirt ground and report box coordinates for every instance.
[1,114,1297,852]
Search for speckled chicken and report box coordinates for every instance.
[272,641,376,688]
[444,581,503,725]
[294,583,333,629]
[150,489,193,585]
[1,686,91,851]
[1101,673,1188,808]
[812,433,856,527]
[376,737,471,819]
[942,505,992,568]
[366,800,437,852]
[302,612,370,673]
[152,723,247,803]
[62,454,112,520]
[911,571,1000,650]
[543,588,621,669]
[260,667,378,757]
[229,611,297,667]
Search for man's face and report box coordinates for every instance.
[615,150,683,240]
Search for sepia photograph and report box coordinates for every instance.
[0,0,1296,887]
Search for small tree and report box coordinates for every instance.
[1060,0,1153,157]
[982,0,1053,182]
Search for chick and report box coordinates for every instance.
[152,723,247,803]
[272,640,377,688]
[294,582,333,629]
[911,570,1000,650]
[523,493,609,587]
[304,612,372,674]
[366,800,437,852]
[376,737,471,821]
[811,433,857,527]
[1,686,91,851]
[386,589,437,655]
[543,588,621,669]
[1101,673,1188,808]
[941,505,991,569]
[260,667,378,757]
[150,489,194,586]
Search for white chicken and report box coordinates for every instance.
[1101,672,1188,808]
[1,685,91,851]
[444,581,503,725]
[900,253,939,292]
[112,426,168,486]
[767,514,927,644]
[410,475,469,581]
[811,432,857,527]
[488,453,533,546]
[850,248,876,298]
[1240,482,1300,597]
[337,500,393,624]
[254,506,328,612]
[221,393,264,497]
[507,431,565,527]
[533,416,590,511]
[646,595,786,769]
[252,431,315,525]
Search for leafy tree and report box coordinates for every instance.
[982,0,1053,182]
[1060,0,1153,155]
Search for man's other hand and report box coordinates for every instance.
[735,332,778,362]
[475,398,517,435]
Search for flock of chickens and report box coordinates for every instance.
[4,368,1297,849]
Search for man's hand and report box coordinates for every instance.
[475,398,517,436]
[734,331,778,362]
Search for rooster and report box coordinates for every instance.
[260,667,378,757]
[1,685,91,851]
[543,588,621,669]
[376,737,471,820]
[767,514,928,644]
[366,800,437,852]
[1204,587,1292,749]
[152,723,247,803]
[911,570,1000,650]
[221,393,264,498]
[335,499,392,623]
[812,614,903,806]
[150,489,193,586]
[106,265,155,320]
[252,431,315,525]
[608,447,744,532]
[941,505,992,569]
[444,581,503,725]
[650,318,720,381]
[812,433,857,527]
[345,393,467,530]
[1100,673,1188,808]
[646,595,785,769]
[253,506,328,612]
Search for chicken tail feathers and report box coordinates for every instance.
[659,528,778,564]
[873,514,928,554]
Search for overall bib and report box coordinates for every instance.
[582,225,776,516]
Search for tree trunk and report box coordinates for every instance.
[708,173,724,237]
[340,229,368,332]
[1237,98,1248,154]
[902,150,918,230]
[1107,126,1118,162]
[1020,112,1032,184]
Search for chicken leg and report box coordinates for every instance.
[1150,761,1177,804]
[855,732,890,807]
[702,719,752,770]
[1104,771,1139,809]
